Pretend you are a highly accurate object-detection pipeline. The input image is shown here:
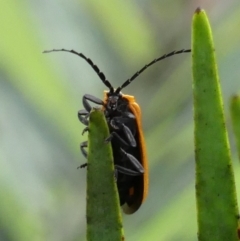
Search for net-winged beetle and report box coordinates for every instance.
[43,48,191,214]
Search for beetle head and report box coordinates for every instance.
[106,91,122,111]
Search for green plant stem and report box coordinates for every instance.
[86,109,124,241]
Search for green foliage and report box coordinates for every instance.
[192,8,239,240]
[1,1,240,241]
[86,109,124,241]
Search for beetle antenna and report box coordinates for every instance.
[43,49,114,93]
[116,49,191,93]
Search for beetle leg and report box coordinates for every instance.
[114,169,118,181]
[77,163,88,169]
[110,113,136,129]
[115,165,143,176]
[78,141,88,169]
[110,118,136,147]
[117,148,144,176]
[110,115,137,147]
[78,109,90,125]
[80,141,88,158]
[105,132,130,146]
[121,123,136,147]
[121,111,136,119]
[83,94,104,112]
[120,148,144,175]
[82,127,89,135]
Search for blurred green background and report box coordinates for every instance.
[1,1,240,241]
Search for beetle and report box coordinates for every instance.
[43,48,191,214]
